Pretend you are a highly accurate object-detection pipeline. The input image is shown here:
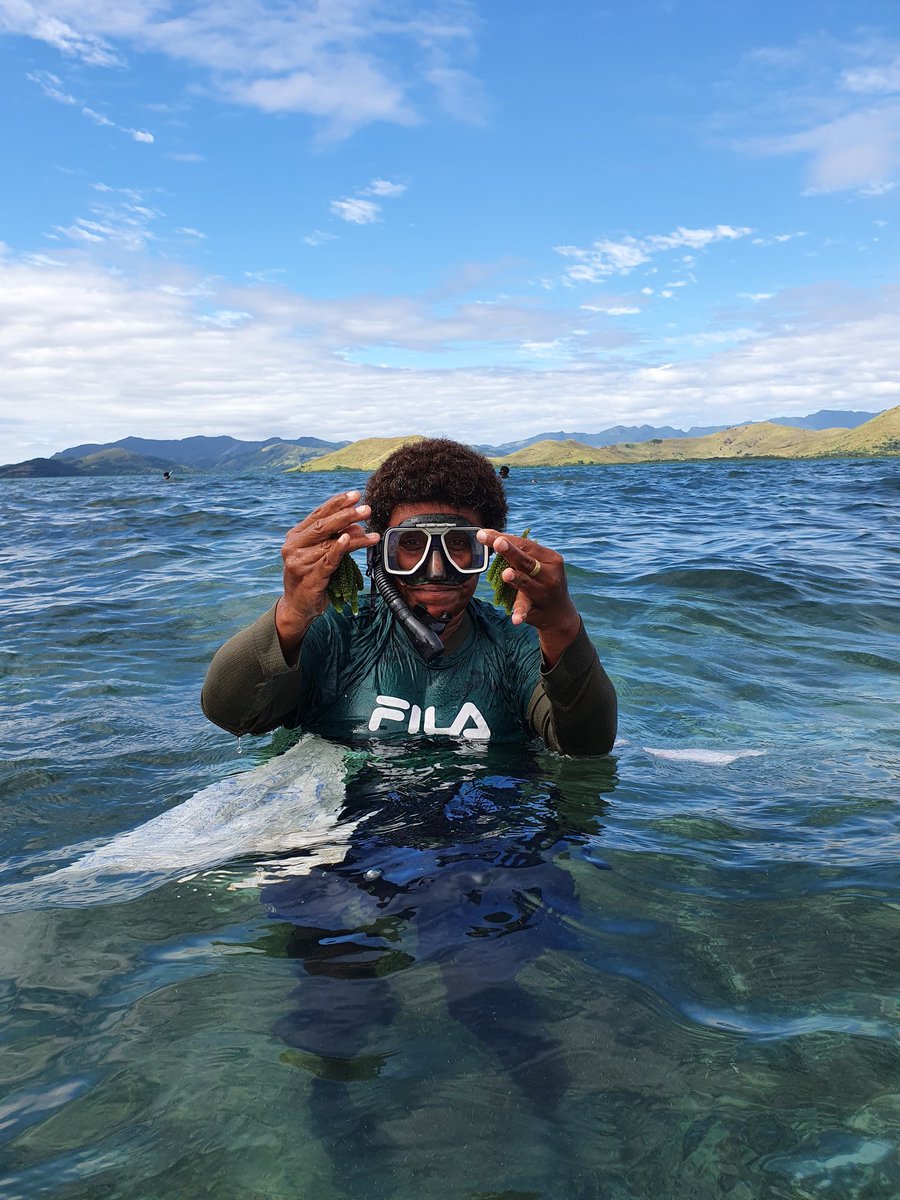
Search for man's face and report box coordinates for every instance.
[385,502,483,625]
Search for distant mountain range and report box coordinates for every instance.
[55,433,344,467]
[488,407,899,469]
[296,407,899,471]
[0,409,891,478]
[481,409,882,453]
[0,435,349,478]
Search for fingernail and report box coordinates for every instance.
[346,490,360,501]
[355,504,369,514]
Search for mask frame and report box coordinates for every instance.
[381,519,489,585]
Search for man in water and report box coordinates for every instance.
[201,439,617,1161]
[202,437,616,753]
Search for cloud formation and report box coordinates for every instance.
[330,198,381,225]
[2,255,897,463]
[48,186,162,252]
[3,3,121,66]
[5,0,482,137]
[732,37,900,192]
[328,178,407,226]
[555,225,753,284]
[749,105,900,193]
[26,70,154,142]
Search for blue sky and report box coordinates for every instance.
[1,0,899,461]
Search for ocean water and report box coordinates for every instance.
[0,458,898,1200]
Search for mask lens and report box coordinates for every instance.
[441,529,485,571]
[384,529,429,574]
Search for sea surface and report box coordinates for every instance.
[0,459,898,1200]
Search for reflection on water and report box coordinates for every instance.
[0,460,898,1199]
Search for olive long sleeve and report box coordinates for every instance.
[202,602,616,755]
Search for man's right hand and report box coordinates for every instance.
[275,490,379,659]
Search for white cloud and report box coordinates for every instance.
[645,225,751,251]
[230,60,416,135]
[556,238,649,280]
[325,178,406,228]
[747,104,900,192]
[3,0,482,138]
[330,197,380,225]
[27,70,155,144]
[1,256,897,464]
[52,222,104,244]
[49,192,162,252]
[555,225,752,284]
[26,70,76,105]
[199,310,252,327]
[303,230,337,247]
[6,6,120,66]
[364,179,407,197]
[841,57,900,95]
[859,179,896,197]
[82,106,115,128]
[752,232,808,245]
[729,37,900,193]
[23,253,66,267]
[581,304,641,316]
[244,268,286,282]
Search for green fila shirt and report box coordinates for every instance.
[296,597,542,743]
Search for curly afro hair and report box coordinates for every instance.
[364,438,508,533]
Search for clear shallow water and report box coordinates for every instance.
[0,459,898,1200]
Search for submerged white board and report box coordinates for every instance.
[0,734,356,913]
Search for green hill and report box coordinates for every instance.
[294,435,425,472]
[76,448,175,475]
[818,406,900,456]
[493,407,900,467]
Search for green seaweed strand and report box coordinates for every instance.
[487,527,531,613]
[327,554,364,614]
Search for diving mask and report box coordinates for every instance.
[380,513,490,585]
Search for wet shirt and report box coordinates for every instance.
[201,596,618,754]
[296,597,541,743]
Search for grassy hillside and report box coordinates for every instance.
[819,406,900,456]
[493,407,900,467]
[294,435,424,472]
[493,439,616,467]
[77,448,174,474]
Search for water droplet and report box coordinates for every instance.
[364,867,382,882]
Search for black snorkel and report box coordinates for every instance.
[368,551,446,663]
